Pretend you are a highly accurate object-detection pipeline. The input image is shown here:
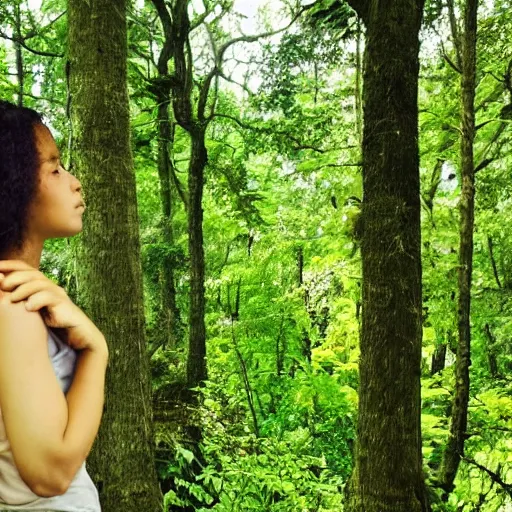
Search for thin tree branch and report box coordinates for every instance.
[0,30,63,58]
[208,74,219,121]
[129,43,158,71]
[24,11,66,40]
[447,0,462,69]
[129,61,153,84]
[213,112,326,153]
[317,162,362,169]
[169,157,189,207]
[150,0,173,41]
[197,23,218,121]
[191,0,230,31]
[216,4,314,65]
[199,7,311,121]
[462,456,512,498]
[442,45,462,74]
[218,69,253,96]
[474,117,510,173]
[21,91,64,105]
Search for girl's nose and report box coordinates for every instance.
[71,173,82,192]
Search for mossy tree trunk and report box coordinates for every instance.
[343,2,430,511]
[186,129,208,386]
[150,0,209,388]
[155,83,183,351]
[439,0,478,496]
[67,1,162,510]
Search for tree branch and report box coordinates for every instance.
[474,116,510,173]
[216,4,314,65]
[129,45,157,75]
[314,162,362,170]
[190,0,230,31]
[208,74,219,121]
[197,5,313,121]
[218,69,254,96]
[24,11,66,40]
[0,30,63,58]
[197,23,218,121]
[442,46,462,74]
[462,456,512,498]
[213,113,326,153]
[447,0,462,69]
[150,0,173,42]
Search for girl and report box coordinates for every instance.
[0,100,108,511]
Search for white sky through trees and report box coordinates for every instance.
[21,0,280,97]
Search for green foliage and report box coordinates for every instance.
[3,0,512,510]
[160,380,346,511]
[307,0,355,32]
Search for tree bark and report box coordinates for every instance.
[186,130,208,387]
[151,0,208,388]
[67,1,162,510]
[354,17,363,146]
[439,0,478,497]
[156,91,183,349]
[343,1,429,511]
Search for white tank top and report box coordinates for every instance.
[0,328,101,511]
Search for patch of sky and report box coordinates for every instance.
[247,178,260,191]
[439,161,458,192]
[279,160,296,177]
[28,0,42,10]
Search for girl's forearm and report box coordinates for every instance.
[56,341,108,485]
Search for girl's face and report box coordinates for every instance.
[25,124,85,241]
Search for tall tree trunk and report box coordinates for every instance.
[67,1,162,510]
[156,92,182,349]
[151,0,208,389]
[354,17,363,146]
[439,0,478,497]
[343,2,429,511]
[186,130,208,387]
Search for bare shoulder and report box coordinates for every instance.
[0,291,47,343]
[0,290,29,316]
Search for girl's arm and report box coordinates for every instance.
[0,294,107,497]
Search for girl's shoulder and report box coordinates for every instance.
[0,291,26,317]
[0,292,47,344]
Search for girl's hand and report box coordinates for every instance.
[0,260,108,356]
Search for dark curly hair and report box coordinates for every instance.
[0,100,43,259]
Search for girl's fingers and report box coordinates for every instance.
[9,280,55,304]
[22,290,58,312]
[0,270,46,291]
